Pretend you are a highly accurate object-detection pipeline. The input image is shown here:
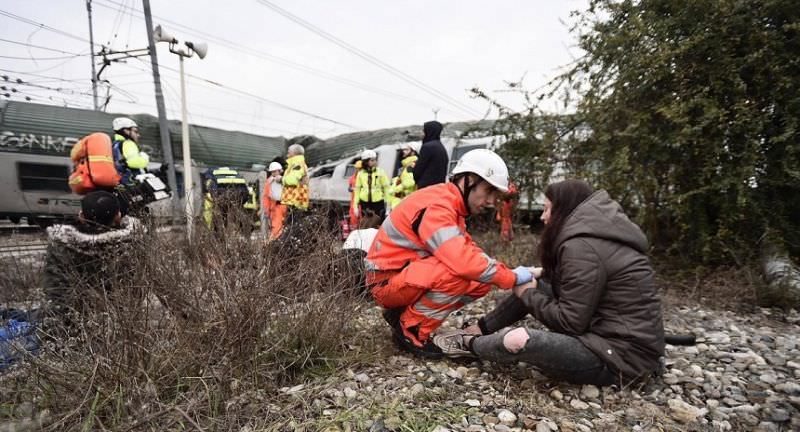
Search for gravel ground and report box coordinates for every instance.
[284,292,800,432]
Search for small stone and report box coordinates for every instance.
[354,373,370,383]
[756,421,780,432]
[712,420,732,431]
[775,382,800,395]
[483,415,499,425]
[549,389,563,401]
[570,399,590,410]
[769,408,790,422]
[497,409,517,424]
[343,387,357,399]
[536,422,553,432]
[668,398,708,423]
[465,399,481,407]
[384,416,402,430]
[446,368,463,379]
[430,427,451,432]
[494,426,511,432]
[580,384,600,400]
[759,373,778,385]
[410,383,425,396]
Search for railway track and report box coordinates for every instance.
[0,242,48,258]
[0,225,42,236]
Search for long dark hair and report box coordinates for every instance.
[538,179,595,278]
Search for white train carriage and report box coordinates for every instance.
[0,150,261,226]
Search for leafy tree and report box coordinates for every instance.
[483,0,800,265]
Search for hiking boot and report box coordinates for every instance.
[391,331,444,359]
[433,329,478,358]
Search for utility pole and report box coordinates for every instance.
[142,0,180,221]
[86,0,99,110]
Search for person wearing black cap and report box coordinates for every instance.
[43,191,142,313]
[412,120,448,189]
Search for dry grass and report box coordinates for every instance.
[0,207,370,431]
[0,216,770,430]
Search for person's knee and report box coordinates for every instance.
[502,327,529,353]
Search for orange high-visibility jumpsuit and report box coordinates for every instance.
[348,170,360,229]
[262,176,287,240]
[366,182,517,346]
[497,183,518,242]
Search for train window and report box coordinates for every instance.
[17,163,71,192]
[312,166,335,178]
[449,144,486,173]
[343,157,361,178]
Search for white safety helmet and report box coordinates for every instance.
[113,117,138,131]
[451,148,510,192]
[361,149,377,160]
[268,162,283,172]
[409,142,421,154]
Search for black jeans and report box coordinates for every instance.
[473,283,617,386]
[359,201,386,221]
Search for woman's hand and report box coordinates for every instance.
[513,279,537,298]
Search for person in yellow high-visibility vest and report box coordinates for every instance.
[388,144,418,209]
[353,149,390,220]
[203,167,249,232]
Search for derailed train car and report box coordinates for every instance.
[0,101,284,225]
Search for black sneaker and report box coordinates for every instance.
[392,331,444,359]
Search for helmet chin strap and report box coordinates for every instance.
[460,174,479,215]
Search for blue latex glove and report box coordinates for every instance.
[512,266,533,286]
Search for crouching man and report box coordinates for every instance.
[366,149,535,358]
[44,190,142,314]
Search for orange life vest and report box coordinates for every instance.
[68,132,121,195]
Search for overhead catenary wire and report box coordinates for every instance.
[0,54,89,61]
[92,0,441,111]
[254,0,484,119]
[0,9,98,46]
[133,58,359,130]
[0,38,86,56]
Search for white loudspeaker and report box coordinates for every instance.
[185,41,208,59]
[153,25,177,43]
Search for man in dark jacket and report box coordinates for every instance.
[44,191,141,313]
[412,120,448,189]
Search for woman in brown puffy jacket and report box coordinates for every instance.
[434,179,665,386]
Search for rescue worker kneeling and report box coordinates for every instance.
[366,149,535,358]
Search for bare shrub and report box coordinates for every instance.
[1,206,365,430]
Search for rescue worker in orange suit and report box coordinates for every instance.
[497,182,518,242]
[262,161,287,240]
[366,149,536,358]
[348,160,363,230]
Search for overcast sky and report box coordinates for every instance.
[1,0,587,138]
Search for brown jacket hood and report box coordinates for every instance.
[556,190,649,255]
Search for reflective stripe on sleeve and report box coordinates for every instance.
[477,253,498,283]
[382,216,428,255]
[413,303,452,320]
[425,226,462,251]
[425,291,477,306]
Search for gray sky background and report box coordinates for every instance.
[1,0,587,138]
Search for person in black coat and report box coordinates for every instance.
[412,120,448,189]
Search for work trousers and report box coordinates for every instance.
[371,255,492,345]
[267,202,287,240]
[474,287,617,386]
[359,201,386,221]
